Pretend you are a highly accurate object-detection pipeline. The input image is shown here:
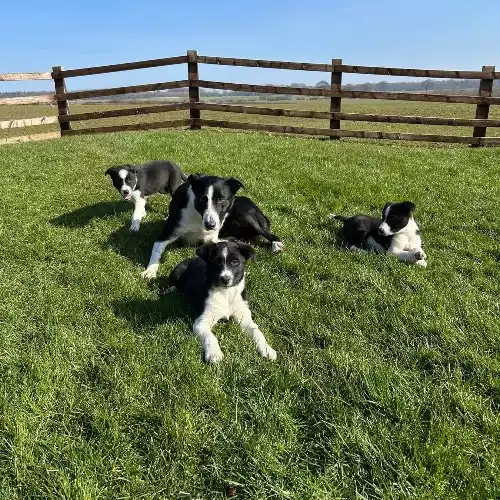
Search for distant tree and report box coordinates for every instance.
[375,81,389,91]
[290,82,309,88]
[315,80,329,88]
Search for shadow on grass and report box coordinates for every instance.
[112,282,192,331]
[50,201,130,228]
[105,220,167,267]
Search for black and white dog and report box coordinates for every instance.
[105,160,187,232]
[140,174,283,279]
[168,239,276,363]
[331,201,427,267]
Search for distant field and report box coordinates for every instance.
[2,98,500,141]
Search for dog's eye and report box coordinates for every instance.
[230,259,240,266]
[218,199,228,208]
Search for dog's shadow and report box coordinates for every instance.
[113,284,191,332]
[105,220,168,267]
[51,201,130,229]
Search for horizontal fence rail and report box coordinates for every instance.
[52,55,188,78]
[197,118,500,145]
[0,72,53,81]
[192,102,500,127]
[194,80,500,104]
[196,55,500,79]
[1,50,500,146]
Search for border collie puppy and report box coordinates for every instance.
[332,201,427,267]
[105,160,187,232]
[140,174,283,279]
[168,240,277,363]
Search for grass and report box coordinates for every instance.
[3,98,500,140]
[0,129,499,498]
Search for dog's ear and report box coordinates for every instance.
[401,201,416,213]
[236,242,256,262]
[105,167,118,176]
[225,177,244,194]
[196,243,215,262]
[188,173,202,183]
[382,202,393,218]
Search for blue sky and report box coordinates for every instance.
[2,0,499,92]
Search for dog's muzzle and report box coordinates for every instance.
[378,222,391,236]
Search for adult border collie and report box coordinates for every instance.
[140,174,283,279]
[168,240,277,363]
[332,201,427,267]
[105,160,187,232]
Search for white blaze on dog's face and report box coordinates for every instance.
[378,201,416,236]
[105,165,138,201]
[190,175,244,231]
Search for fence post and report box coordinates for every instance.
[472,64,495,147]
[187,50,201,130]
[329,58,342,139]
[51,66,71,134]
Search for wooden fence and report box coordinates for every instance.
[1,51,500,146]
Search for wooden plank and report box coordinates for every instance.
[330,58,342,139]
[187,50,201,130]
[52,66,71,132]
[62,119,190,136]
[0,131,60,145]
[58,80,189,101]
[192,102,500,126]
[197,55,334,72]
[60,102,190,122]
[0,95,55,105]
[196,55,500,79]
[0,72,52,81]
[53,56,188,78]
[472,65,495,146]
[197,118,498,144]
[0,115,58,129]
[335,64,499,79]
[194,80,500,104]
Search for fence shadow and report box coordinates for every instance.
[51,201,130,229]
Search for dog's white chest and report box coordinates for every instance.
[205,280,246,319]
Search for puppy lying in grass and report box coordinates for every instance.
[332,201,427,267]
[167,239,277,363]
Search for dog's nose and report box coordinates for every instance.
[205,221,216,230]
[220,275,231,285]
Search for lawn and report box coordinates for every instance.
[0,129,499,498]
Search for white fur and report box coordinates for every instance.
[219,247,233,286]
[141,187,219,279]
[130,190,146,232]
[271,241,284,252]
[378,221,392,236]
[118,169,135,200]
[202,185,221,231]
[193,277,276,363]
[386,217,427,265]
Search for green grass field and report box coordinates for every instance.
[0,129,499,498]
[3,98,500,141]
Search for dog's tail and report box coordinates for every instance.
[330,213,348,222]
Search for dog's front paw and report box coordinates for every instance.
[258,343,277,360]
[140,265,159,280]
[415,249,427,261]
[415,259,428,268]
[271,241,284,252]
[130,221,141,232]
[204,344,224,363]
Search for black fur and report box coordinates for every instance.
[105,160,187,200]
[168,240,255,315]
